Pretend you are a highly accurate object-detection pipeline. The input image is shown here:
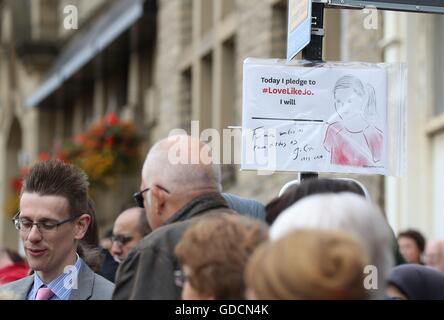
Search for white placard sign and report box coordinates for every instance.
[242,59,388,175]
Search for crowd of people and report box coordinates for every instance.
[1,134,444,300]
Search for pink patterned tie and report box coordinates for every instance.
[35,286,54,300]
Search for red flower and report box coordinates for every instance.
[19,167,30,177]
[105,112,119,126]
[10,178,23,193]
[104,137,115,146]
[91,125,105,137]
[38,152,50,162]
[55,152,66,161]
[74,134,87,144]
[85,139,98,150]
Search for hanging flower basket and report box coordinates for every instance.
[59,112,143,189]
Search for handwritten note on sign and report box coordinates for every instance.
[241,58,388,175]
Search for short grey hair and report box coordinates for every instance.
[270,193,394,300]
[142,135,222,193]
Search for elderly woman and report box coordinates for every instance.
[270,193,395,299]
[245,229,370,300]
[175,213,268,300]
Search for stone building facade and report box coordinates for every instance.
[383,12,444,239]
[1,0,442,249]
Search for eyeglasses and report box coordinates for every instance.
[111,234,133,246]
[174,269,188,288]
[133,185,170,208]
[12,212,81,234]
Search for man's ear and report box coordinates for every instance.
[150,185,167,219]
[74,214,91,240]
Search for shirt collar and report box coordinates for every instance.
[31,254,82,300]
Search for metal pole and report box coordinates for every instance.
[302,1,325,62]
[299,1,325,181]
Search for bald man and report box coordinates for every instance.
[425,240,444,274]
[113,135,234,300]
[111,208,151,263]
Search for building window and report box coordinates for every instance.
[180,68,192,133]
[63,102,74,139]
[0,3,6,42]
[221,37,236,127]
[39,0,59,40]
[200,0,214,37]
[432,132,444,238]
[271,1,287,59]
[104,34,130,114]
[181,0,193,48]
[221,0,235,19]
[221,37,237,186]
[199,53,213,130]
[434,16,444,116]
[82,85,94,128]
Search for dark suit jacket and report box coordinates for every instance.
[0,259,114,300]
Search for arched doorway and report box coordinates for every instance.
[2,117,23,250]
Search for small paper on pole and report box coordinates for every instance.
[241,58,390,175]
[287,0,312,61]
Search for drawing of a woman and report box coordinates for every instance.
[324,75,383,167]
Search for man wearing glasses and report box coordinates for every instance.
[113,135,233,300]
[0,160,114,300]
[111,207,151,264]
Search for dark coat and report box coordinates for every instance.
[112,192,230,300]
[387,264,444,300]
[98,248,119,283]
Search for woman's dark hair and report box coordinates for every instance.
[398,229,426,253]
[266,178,366,225]
[78,198,103,273]
[82,198,99,247]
